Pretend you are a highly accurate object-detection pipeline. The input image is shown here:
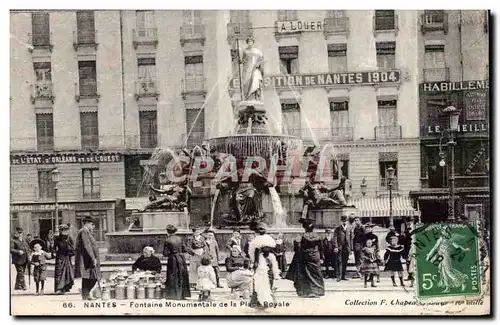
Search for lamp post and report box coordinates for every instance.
[387,166,395,228]
[443,106,461,221]
[51,168,60,234]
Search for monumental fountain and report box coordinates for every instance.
[106,37,359,257]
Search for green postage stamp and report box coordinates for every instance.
[415,222,481,298]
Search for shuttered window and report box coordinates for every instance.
[186,108,205,147]
[36,114,54,151]
[80,112,99,150]
[139,111,157,148]
[32,12,50,46]
[76,11,95,44]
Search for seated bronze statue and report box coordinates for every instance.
[299,177,355,209]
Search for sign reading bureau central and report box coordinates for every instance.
[230,70,400,90]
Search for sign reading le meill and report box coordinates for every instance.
[230,70,400,90]
[10,152,123,165]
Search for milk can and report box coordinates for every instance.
[126,278,136,300]
[155,283,162,299]
[109,281,116,300]
[115,276,127,300]
[146,282,156,299]
[101,282,111,301]
[136,277,146,299]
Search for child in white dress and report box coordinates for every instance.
[197,256,216,301]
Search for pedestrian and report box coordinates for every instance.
[54,224,75,294]
[75,216,101,300]
[226,228,242,252]
[352,217,365,278]
[384,236,405,287]
[333,215,352,281]
[363,222,381,282]
[163,224,191,300]
[29,238,52,295]
[197,256,217,301]
[45,230,55,255]
[186,227,208,290]
[225,245,253,299]
[10,227,29,291]
[321,228,336,278]
[385,226,401,244]
[204,229,223,288]
[402,223,413,282]
[360,239,381,288]
[25,234,33,253]
[132,246,162,274]
[274,232,287,278]
[243,233,255,258]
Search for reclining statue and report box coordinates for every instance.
[299,177,355,210]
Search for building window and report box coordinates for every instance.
[426,95,448,127]
[230,10,250,23]
[374,10,395,31]
[279,46,299,75]
[378,99,397,126]
[332,159,349,180]
[376,42,396,69]
[281,102,301,137]
[10,212,19,236]
[76,211,107,241]
[184,56,204,91]
[82,168,100,199]
[423,10,445,24]
[136,10,155,36]
[138,57,156,93]
[76,11,96,44]
[38,170,55,199]
[78,60,97,96]
[277,10,297,21]
[327,44,347,72]
[33,62,52,99]
[139,111,157,148]
[80,112,98,150]
[379,158,398,190]
[186,108,205,147]
[424,45,446,81]
[31,12,50,46]
[36,113,54,151]
[330,100,350,136]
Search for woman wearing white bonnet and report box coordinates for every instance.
[132,246,162,274]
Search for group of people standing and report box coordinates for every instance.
[11,216,102,300]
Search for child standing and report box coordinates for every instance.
[360,239,381,288]
[274,232,287,278]
[384,236,405,287]
[29,239,53,295]
[197,256,216,301]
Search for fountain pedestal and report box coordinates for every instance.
[309,207,358,228]
[132,211,190,231]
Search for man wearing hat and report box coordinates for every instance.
[321,228,337,279]
[75,216,101,300]
[10,227,29,290]
[332,215,352,281]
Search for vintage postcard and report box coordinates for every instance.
[9,9,491,316]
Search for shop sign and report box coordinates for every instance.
[465,89,488,121]
[464,146,487,175]
[426,123,488,134]
[422,80,489,92]
[230,70,400,89]
[10,202,115,212]
[10,152,123,165]
[275,20,323,34]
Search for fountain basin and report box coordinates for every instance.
[131,211,189,231]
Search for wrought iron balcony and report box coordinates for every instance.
[420,13,448,34]
[373,14,398,33]
[73,30,98,50]
[132,28,158,49]
[227,22,253,44]
[180,24,206,46]
[332,127,354,141]
[30,82,54,104]
[135,80,159,100]
[28,33,53,52]
[181,78,207,99]
[324,17,350,36]
[374,125,402,140]
[75,81,99,102]
[423,67,450,82]
[380,177,399,191]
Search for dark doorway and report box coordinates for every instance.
[38,218,53,241]
[419,200,448,223]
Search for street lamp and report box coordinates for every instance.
[387,165,396,228]
[360,177,367,196]
[51,168,60,234]
[443,106,461,221]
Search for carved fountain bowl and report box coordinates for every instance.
[208,134,303,162]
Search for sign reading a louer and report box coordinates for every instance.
[10,152,123,165]
[230,70,400,90]
[275,20,324,33]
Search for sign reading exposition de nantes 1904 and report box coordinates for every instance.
[230,70,400,90]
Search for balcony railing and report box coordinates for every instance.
[331,126,354,141]
[227,22,253,43]
[324,17,350,36]
[28,33,53,52]
[420,13,448,34]
[373,15,398,33]
[181,78,207,99]
[75,81,99,102]
[380,178,399,191]
[73,30,98,50]
[374,125,402,140]
[180,24,206,46]
[30,81,54,104]
[37,136,54,152]
[423,67,450,82]
[135,80,159,100]
[132,28,158,49]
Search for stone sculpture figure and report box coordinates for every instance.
[299,177,355,210]
[241,36,264,102]
[141,175,191,212]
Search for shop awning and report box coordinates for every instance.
[350,196,419,218]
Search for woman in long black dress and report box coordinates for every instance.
[285,217,325,298]
[53,224,75,294]
[163,224,191,300]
